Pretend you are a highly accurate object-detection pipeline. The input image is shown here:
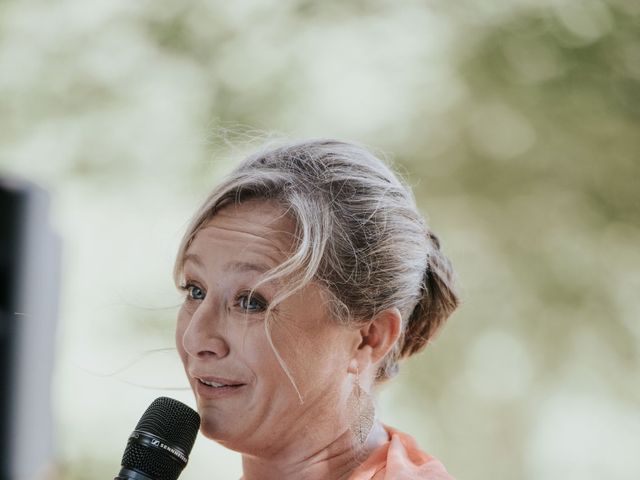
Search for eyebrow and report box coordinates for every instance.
[183,253,272,274]
[225,261,272,274]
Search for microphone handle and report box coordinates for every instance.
[115,468,155,480]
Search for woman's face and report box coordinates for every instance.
[176,199,358,455]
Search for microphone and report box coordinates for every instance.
[115,397,201,480]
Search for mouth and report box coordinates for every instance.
[196,377,245,388]
[192,375,247,397]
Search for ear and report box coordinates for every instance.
[348,307,402,374]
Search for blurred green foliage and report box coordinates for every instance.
[1,0,638,479]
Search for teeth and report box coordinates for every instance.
[199,378,229,388]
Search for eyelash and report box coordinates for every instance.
[236,291,267,313]
[179,283,205,301]
[179,282,267,313]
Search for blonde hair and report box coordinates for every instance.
[174,139,459,384]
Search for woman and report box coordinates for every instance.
[174,139,460,479]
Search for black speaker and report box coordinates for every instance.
[0,176,60,479]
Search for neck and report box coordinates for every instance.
[240,421,389,480]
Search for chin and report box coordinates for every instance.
[198,411,268,456]
[199,415,222,440]
[198,409,239,445]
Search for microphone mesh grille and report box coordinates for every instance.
[121,397,200,480]
[122,442,183,480]
[134,397,200,452]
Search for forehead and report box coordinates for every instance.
[185,200,297,267]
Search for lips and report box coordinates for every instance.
[199,378,229,388]
[197,378,245,388]
[190,374,247,398]
[193,375,246,388]
[192,375,247,399]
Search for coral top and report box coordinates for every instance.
[348,426,454,480]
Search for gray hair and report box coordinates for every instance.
[174,139,459,384]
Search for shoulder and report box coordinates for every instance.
[348,426,455,480]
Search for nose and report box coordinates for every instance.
[180,297,230,359]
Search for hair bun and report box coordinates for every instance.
[400,232,460,358]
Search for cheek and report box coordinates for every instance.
[269,324,348,396]
[175,306,189,364]
[270,286,353,384]
[239,328,284,380]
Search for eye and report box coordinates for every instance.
[182,283,205,301]
[237,292,266,313]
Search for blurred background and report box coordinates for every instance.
[1,0,639,478]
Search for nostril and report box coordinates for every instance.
[181,322,230,359]
[191,336,230,359]
[198,350,219,358]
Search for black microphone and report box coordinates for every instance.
[115,397,201,480]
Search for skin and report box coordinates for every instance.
[176,199,402,480]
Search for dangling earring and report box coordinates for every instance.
[348,366,375,447]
